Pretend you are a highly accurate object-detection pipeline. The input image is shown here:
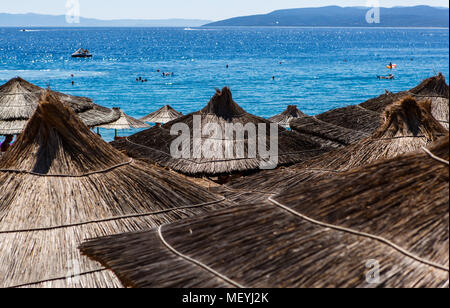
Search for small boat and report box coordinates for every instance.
[71,48,93,58]
[377,74,395,80]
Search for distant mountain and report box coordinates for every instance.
[204,6,449,27]
[0,13,211,27]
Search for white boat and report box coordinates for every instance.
[71,48,92,58]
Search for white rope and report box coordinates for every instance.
[158,224,245,288]
[422,147,449,165]
[125,136,324,165]
[0,159,133,178]
[0,197,226,234]
[268,196,449,272]
[8,268,107,289]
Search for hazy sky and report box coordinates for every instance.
[1,0,449,21]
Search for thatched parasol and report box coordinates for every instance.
[228,96,447,194]
[0,91,230,288]
[269,105,306,128]
[140,105,183,124]
[112,87,330,176]
[0,77,121,135]
[80,137,449,288]
[98,108,150,139]
[291,74,449,146]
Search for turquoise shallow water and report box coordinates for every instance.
[0,27,448,141]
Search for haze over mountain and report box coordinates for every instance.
[0,13,210,27]
[204,6,449,27]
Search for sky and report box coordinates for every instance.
[1,0,449,21]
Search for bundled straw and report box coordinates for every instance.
[140,105,183,124]
[80,136,449,288]
[269,105,306,129]
[291,74,449,146]
[228,96,447,193]
[99,108,150,130]
[0,91,229,288]
[0,77,120,135]
[112,87,330,176]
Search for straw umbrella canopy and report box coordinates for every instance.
[228,96,447,194]
[0,91,229,288]
[112,87,330,176]
[269,105,306,129]
[140,105,183,124]
[291,74,449,147]
[98,108,150,138]
[80,137,449,288]
[0,77,121,136]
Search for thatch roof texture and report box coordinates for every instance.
[228,96,447,194]
[0,77,120,135]
[269,105,306,128]
[274,135,449,268]
[112,87,330,176]
[80,137,449,288]
[140,105,183,124]
[291,74,449,147]
[0,91,229,288]
[98,108,150,130]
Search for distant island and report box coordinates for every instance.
[0,13,210,27]
[204,6,449,28]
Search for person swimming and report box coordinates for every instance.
[1,135,13,152]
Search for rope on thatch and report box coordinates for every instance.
[0,197,227,234]
[422,147,449,165]
[124,136,324,165]
[267,196,449,272]
[8,269,107,289]
[355,104,382,114]
[158,225,245,289]
[0,159,133,178]
[311,115,372,138]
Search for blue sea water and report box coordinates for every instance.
[0,27,448,141]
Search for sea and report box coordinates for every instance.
[0,27,448,141]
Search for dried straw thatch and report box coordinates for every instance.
[140,105,183,124]
[291,74,449,146]
[0,77,120,135]
[275,135,449,268]
[228,96,447,194]
[99,108,149,130]
[80,137,449,288]
[269,105,306,128]
[112,87,330,176]
[0,91,231,288]
[99,108,150,139]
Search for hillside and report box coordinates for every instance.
[204,6,449,27]
[0,13,210,27]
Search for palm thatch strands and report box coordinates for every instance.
[290,74,449,147]
[0,77,121,135]
[0,91,233,288]
[269,105,306,129]
[80,137,449,288]
[140,105,183,124]
[112,87,331,176]
[228,96,447,194]
[98,107,150,139]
